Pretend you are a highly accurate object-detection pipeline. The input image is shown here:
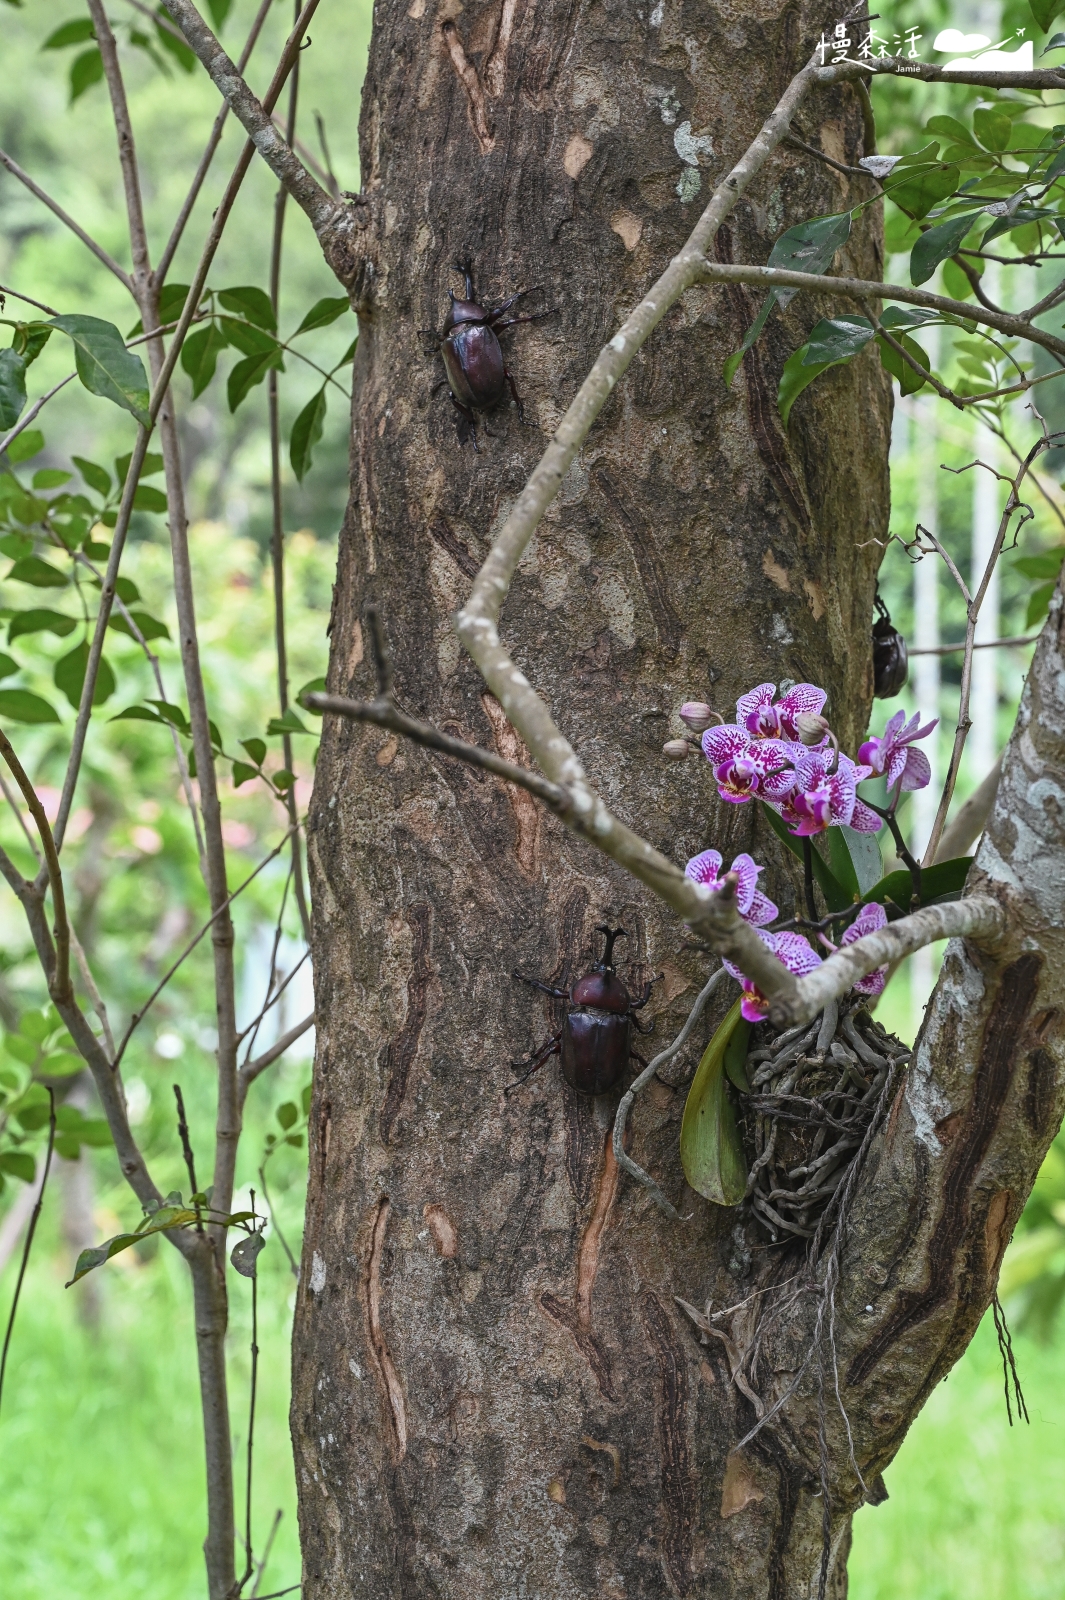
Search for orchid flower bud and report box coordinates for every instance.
[795,712,832,747]
[662,738,691,760]
[679,701,715,734]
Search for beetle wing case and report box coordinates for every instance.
[561,1008,632,1096]
[443,322,505,410]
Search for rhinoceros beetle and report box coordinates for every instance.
[509,926,657,1097]
[872,588,908,699]
[437,260,545,450]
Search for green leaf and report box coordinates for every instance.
[69,47,104,103]
[294,296,350,335]
[231,1232,265,1278]
[132,484,167,513]
[115,450,163,487]
[276,1100,298,1129]
[272,768,296,790]
[865,855,973,912]
[880,305,940,331]
[1027,581,1057,627]
[11,323,52,367]
[218,318,278,357]
[723,1016,752,1091]
[41,1051,83,1078]
[1043,29,1065,51]
[973,107,1012,152]
[926,115,976,149]
[7,556,68,588]
[231,760,258,788]
[180,322,229,399]
[72,455,112,496]
[877,331,930,396]
[228,349,283,412]
[42,17,96,48]
[54,642,115,709]
[218,285,276,333]
[206,0,233,23]
[884,162,961,221]
[66,1207,199,1284]
[837,824,883,895]
[297,677,327,711]
[267,708,310,735]
[982,206,1059,247]
[49,315,150,426]
[154,15,196,71]
[1015,550,1065,581]
[110,704,166,725]
[6,429,43,463]
[127,284,193,340]
[0,349,27,431]
[0,1150,35,1183]
[778,316,875,426]
[240,736,266,765]
[725,212,853,383]
[0,654,18,681]
[32,468,71,489]
[0,689,60,724]
[290,388,327,482]
[768,211,852,303]
[910,211,982,286]
[108,609,170,642]
[680,999,748,1205]
[760,801,852,912]
[822,827,860,902]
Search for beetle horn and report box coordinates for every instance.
[594,924,627,969]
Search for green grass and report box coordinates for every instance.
[0,1196,301,1600]
[850,1315,1065,1599]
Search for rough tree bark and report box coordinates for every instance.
[292,3,1063,1596]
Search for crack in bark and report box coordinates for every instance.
[640,1291,696,1598]
[441,21,494,154]
[366,1197,408,1462]
[541,1127,619,1399]
[848,953,1042,1387]
[380,903,433,1144]
[714,228,814,540]
[480,693,541,879]
[429,514,481,580]
[592,466,683,655]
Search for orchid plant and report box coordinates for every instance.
[680,678,937,1023]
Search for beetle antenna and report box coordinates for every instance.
[364,604,394,699]
[594,924,627,970]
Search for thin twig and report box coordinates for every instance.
[240,1014,315,1109]
[113,831,295,1068]
[0,1090,55,1421]
[0,729,71,1002]
[911,634,1039,655]
[258,1163,299,1279]
[0,373,78,459]
[249,1508,284,1597]
[612,966,728,1218]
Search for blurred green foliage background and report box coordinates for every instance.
[2,1,1065,1597]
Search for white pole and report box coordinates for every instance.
[911,337,940,1034]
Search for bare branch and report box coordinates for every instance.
[86,0,152,299]
[0,149,132,289]
[239,1012,315,1106]
[695,262,1065,365]
[309,691,797,1003]
[911,633,1039,656]
[156,0,276,285]
[0,728,71,1003]
[113,830,295,1069]
[935,756,1003,864]
[161,0,338,236]
[768,897,1007,1029]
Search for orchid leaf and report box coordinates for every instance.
[760,802,852,912]
[680,999,748,1205]
[865,856,974,914]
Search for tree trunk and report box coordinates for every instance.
[288,4,1054,1596]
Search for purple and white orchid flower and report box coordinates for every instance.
[700,724,798,806]
[736,681,828,742]
[837,902,890,998]
[724,929,823,1024]
[859,710,937,793]
[685,849,778,927]
[776,749,880,837]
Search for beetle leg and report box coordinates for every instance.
[506,1033,561,1093]
[492,308,554,331]
[450,395,480,452]
[503,368,526,423]
[630,974,663,1011]
[512,969,570,1000]
[487,285,540,320]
